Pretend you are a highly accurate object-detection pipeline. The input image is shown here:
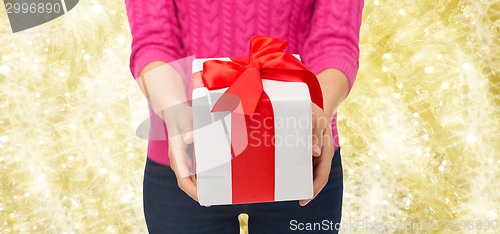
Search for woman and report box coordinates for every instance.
[125,0,363,233]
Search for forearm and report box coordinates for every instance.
[316,68,350,119]
[303,0,363,114]
[138,61,188,115]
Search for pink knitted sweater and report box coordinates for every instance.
[125,0,364,166]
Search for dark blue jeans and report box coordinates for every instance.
[143,149,343,234]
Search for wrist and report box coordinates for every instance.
[161,102,190,123]
[139,61,188,115]
[316,68,350,117]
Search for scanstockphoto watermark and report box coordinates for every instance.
[289,219,439,232]
[289,219,499,232]
[336,219,440,232]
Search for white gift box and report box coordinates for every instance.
[192,56,313,206]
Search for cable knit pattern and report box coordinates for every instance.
[302,0,364,91]
[125,0,364,165]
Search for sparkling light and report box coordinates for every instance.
[92,4,103,14]
[466,134,477,143]
[424,66,434,73]
[0,64,10,75]
[441,81,449,89]
[0,1,147,233]
[340,0,499,231]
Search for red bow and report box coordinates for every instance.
[201,36,323,115]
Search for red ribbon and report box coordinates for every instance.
[200,36,323,204]
[202,36,323,115]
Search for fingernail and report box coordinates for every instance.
[313,145,320,154]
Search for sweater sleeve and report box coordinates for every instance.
[302,0,364,91]
[125,0,184,79]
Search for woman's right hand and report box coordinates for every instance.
[139,61,198,202]
[162,104,198,202]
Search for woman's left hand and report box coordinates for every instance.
[299,103,334,206]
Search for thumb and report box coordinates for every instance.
[178,114,193,144]
[183,131,193,145]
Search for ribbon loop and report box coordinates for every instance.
[201,35,323,115]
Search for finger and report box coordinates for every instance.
[311,104,326,157]
[299,172,327,206]
[180,124,193,144]
[168,146,179,172]
[299,159,330,206]
[182,131,193,144]
[177,177,199,201]
[301,131,335,206]
[312,126,323,157]
[321,130,335,158]
[299,156,331,206]
[169,138,198,202]
[178,109,194,144]
[190,174,197,184]
[169,136,194,178]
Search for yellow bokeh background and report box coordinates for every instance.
[0,0,498,233]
